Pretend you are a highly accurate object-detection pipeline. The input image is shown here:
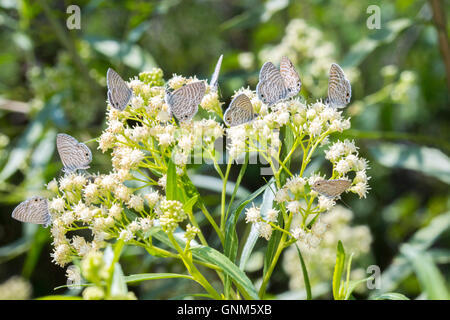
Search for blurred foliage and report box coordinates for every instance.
[0,0,449,299]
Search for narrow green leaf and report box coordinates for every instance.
[191,246,259,300]
[124,273,194,284]
[371,293,410,300]
[296,244,312,300]
[401,244,450,300]
[332,241,346,300]
[166,159,177,201]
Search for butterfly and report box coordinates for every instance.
[311,179,352,198]
[165,81,206,122]
[56,133,92,173]
[11,196,51,227]
[256,56,301,106]
[106,68,133,111]
[325,63,351,108]
[224,93,256,127]
[210,54,223,93]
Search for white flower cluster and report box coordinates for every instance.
[283,205,372,292]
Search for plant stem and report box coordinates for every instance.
[168,233,222,300]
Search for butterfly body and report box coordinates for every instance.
[11,196,51,227]
[326,63,351,108]
[106,68,133,111]
[166,81,206,122]
[256,56,301,106]
[224,93,255,127]
[56,133,92,173]
[311,179,351,198]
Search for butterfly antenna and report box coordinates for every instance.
[338,197,352,209]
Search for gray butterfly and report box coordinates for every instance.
[56,133,92,173]
[325,63,351,108]
[165,81,206,122]
[107,68,133,111]
[11,196,51,227]
[311,179,352,198]
[210,54,223,93]
[256,56,301,106]
[224,93,256,127]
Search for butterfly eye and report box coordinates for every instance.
[260,94,264,97]
[34,198,38,202]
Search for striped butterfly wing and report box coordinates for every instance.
[12,196,51,227]
[280,56,301,99]
[56,133,92,173]
[210,54,223,93]
[327,63,351,108]
[166,81,206,122]
[311,179,352,198]
[224,93,255,127]
[107,68,133,111]
[256,62,288,106]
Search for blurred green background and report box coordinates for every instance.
[0,0,449,299]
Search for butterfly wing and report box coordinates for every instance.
[107,68,133,111]
[327,63,351,108]
[256,62,288,106]
[56,133,92,173]
[167,81,206,122]
[224,93,255,127]
[311,179,352,198]
[280,56,301,98]
[210,54,223,93]
[12,196,51,227]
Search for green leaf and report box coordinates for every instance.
[342,18,413,68]
[295,244,312,300]
[369,212,450,297]
[332,241,346,300]
[371,293,410,300]
[124,273,194,284]
[225,180,273,265]
[166,159,177,201]
[401,244,450,300]
[22,227,50,278]
[369,143,450,184]
[239,180,274,271]
[149,226,259,299]
[110,263,128,297]
[190,246,259,300]
[0,95,61,181]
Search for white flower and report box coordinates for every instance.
[245,205,261,223]
[144,191,160,208]
[46,179,59,193]
[127,195,144,211]
[335,159,351,174]
[266,209,279,222]
[257,222,272,240]
[318,196,336,211]
[49,197,66,212]
[275,187,290,203]
[287,201,301,214]
[292,227,306,240]
[350,182,370,199]
[119,229,134,242]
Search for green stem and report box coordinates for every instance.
[167,233,222,300]
[220,157,233,233]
